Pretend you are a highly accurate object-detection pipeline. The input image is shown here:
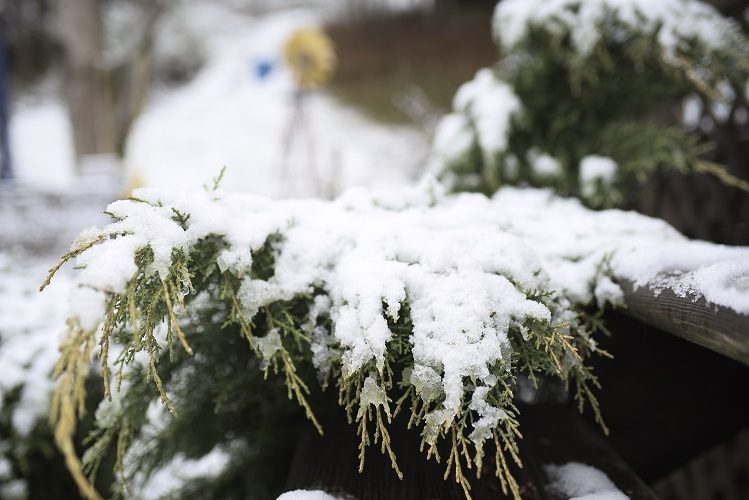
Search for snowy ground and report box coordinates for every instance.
[10,2,429,199]
[0,256,70,436]
[131,3,428,198]
[0,253,72,498]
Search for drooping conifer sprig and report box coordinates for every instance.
[42,184,614,500]
[430,0,749,206]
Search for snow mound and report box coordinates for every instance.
[544,462,629,500]
[277,490,341,500]
[67,181,563,446]
[490,187,749,314]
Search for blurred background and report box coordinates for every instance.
[2,0,748,253]
[0,1,748,499]
[1,0,502,256]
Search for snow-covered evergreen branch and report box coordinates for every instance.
[431,0,749,205]
[43,181,749,499]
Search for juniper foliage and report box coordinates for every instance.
[432,0,749,207]
[42,186,611,500]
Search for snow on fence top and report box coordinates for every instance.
[490,187,749,314]
[544,462,628,500]
[66,182,748,362]
[46,182,749,499]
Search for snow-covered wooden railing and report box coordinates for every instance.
[479,188,749,366]
[621,280,749,366]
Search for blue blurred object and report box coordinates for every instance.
[253,58,276,81]
[0,19,11,181]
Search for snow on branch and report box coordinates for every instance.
[432,0,749,207]
[44,182,748,499]
[494,0,747,61]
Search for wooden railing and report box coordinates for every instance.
[620,280,749,366]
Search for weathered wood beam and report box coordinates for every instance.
[619,279,749,366]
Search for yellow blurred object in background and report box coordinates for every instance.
[122,162,146,197]
[284,27,337,89]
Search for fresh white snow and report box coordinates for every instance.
[9,99,76,191]
[93,183,749,322]
[0,255,70,436]
[544,462,629,500]
[451,68,522,166]
[491,187,749,313]
[47,182,748,470]
[529,149,563,180]
[663,258,749,314]
[427,68,523,185]
[429,113,474,168]
[74,181,556,448]
[0,254,73,495]
[494,0,745,61]
[277,490,341,500]
[579,155,618,199]
[138,446,232,500]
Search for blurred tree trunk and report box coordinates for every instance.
[0,18,12,181]
[57,0,163,167]
[4,0,59,85]
[111,1,163,155]
[58,0,116,162]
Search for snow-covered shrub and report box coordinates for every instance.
[42,178,749,499]
[44,180,617,500]
[430,0,749,207]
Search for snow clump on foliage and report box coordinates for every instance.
[44,181,749,499]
